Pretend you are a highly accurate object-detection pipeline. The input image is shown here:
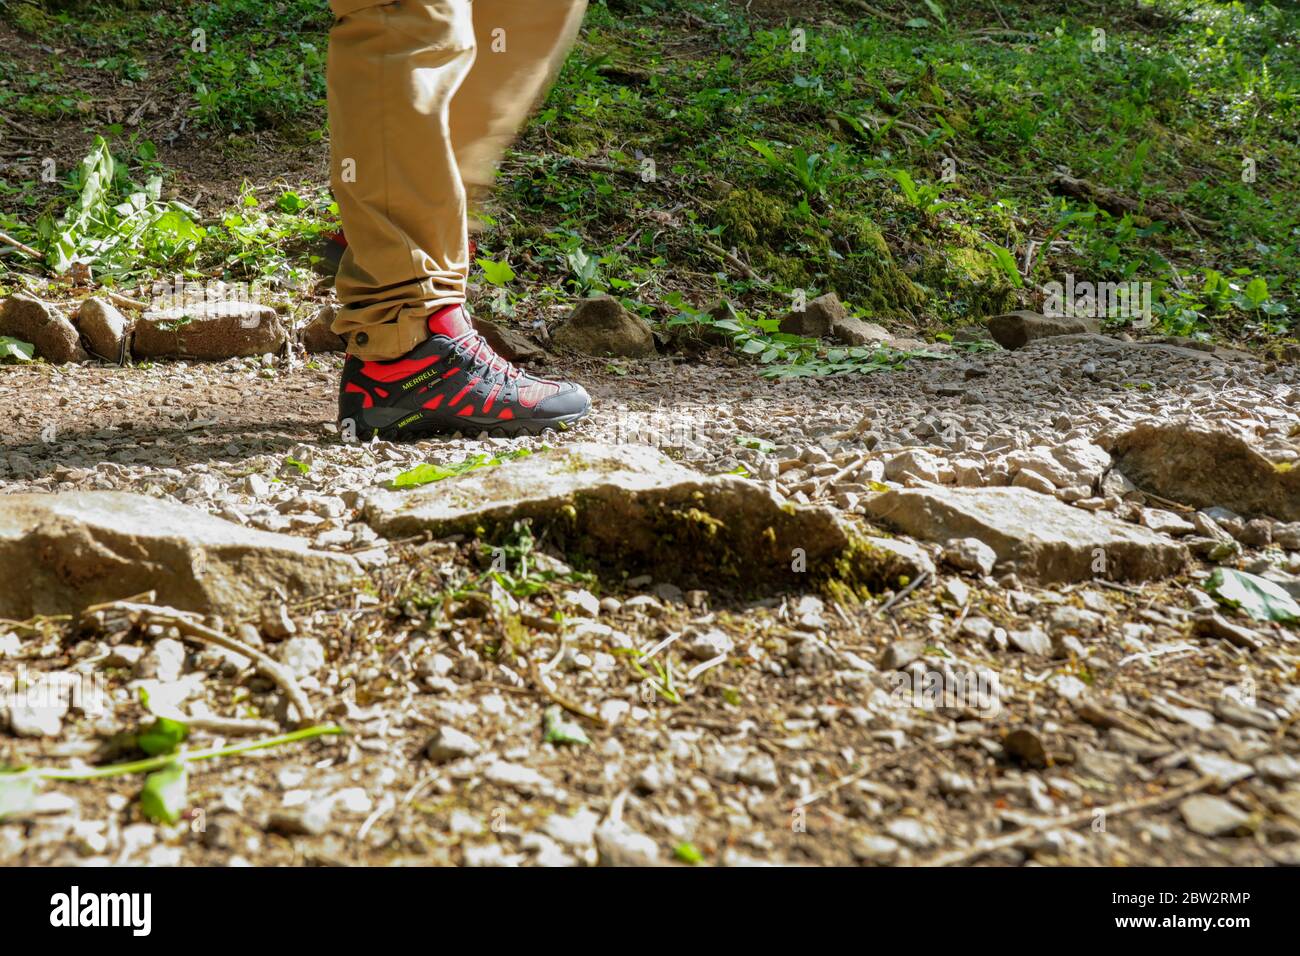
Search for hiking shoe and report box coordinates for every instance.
[337,304,590,440]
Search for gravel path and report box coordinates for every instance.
[2,335,1299,867]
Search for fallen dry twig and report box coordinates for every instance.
[921,775,1216,866]
[877,571,930,616]
[185,714,281,736]
[106,600,316,724]
[107,291,149,312]
[0,230,43,261]
[528,658,606,727]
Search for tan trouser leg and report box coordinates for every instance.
[451,0,588,202]
[327,0,475,359]
[327,0,586,360]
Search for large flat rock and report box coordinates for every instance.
[0,492,360,618]
[364,443,908,594]
[986,310,1097,350]
[1107,421,1300,522]
[863,486,1187,583]
[133,300,285,359]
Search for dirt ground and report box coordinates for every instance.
[2,334,1298,867]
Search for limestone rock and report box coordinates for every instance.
[1179,794,1250,837]
[76,297,131,362]
[365,443,901,594]
[1007,627,1052,656]
[134,300,286,359]
[831,316,892,347]
[777,292,846,338]
[0,293,86,363]
[1048,438,1111,488]
[0,492,359,618]
[1107,421,1300,521]
[864,486,1188,583]
[472,315,547,364]
[884,448,945,484]
[300,303,345,353]
[777,292,891,348]
[425,725,482,763]
[1140,508,1196,536]
[862,536,935,587]
[942,537,997,576]
[880,639,924,670]
[551,295,655,358]
[986,310,1098,350]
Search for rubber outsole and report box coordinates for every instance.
[342,409,589,443]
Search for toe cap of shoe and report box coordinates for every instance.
[537,382,591,418]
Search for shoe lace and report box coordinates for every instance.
[451,329,524,384]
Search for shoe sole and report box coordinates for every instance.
[342,407,589,442]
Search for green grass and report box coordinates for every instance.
[1,0,1296,369]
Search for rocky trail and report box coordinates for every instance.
[2,309,1300,867]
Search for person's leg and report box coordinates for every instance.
[328,0,592,439]
[327,0,475,360]
[450,0,589,209]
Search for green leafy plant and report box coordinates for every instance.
[664,292,946,378]
[477,257,516,286]
[1206,568,1300,623]
[675,842,704,864]
[36,137,204,276]
[735,435,775,453]
[140,762,188,824]
[886,169,954,216]
[543,705,591,746]
[981,241,1024,288]
[748,140,844,200]
[0,725,343,824]
[137,716,189,756]
[0,337,35,363]
[388,447,534,489]
[565,246,603,294]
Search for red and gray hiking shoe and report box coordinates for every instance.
[337,304,590,440]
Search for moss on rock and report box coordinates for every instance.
[714,189,926,316]
[920,245,1018,318]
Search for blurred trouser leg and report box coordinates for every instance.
[326,0,476,360]
[450,0,589,208]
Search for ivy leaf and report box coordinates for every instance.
[0,337,35,363]
[388,448,532,489]
[140,762,188,825]
[1206,568,1300,623]
[674,842,704,864]
[137,716,189,756]
[1243,276,1269,309]
[476,257,515,286]
[734,435,775,454]
[543,706,590,746]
